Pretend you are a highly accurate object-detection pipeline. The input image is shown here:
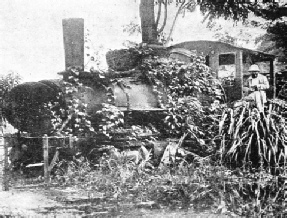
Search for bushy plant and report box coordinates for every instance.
[219,99,287,169]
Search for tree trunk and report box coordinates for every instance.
[140,0,158,44]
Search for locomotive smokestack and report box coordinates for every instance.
[62,18,84,70]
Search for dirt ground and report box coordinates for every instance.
[0,188,63,217]
[0,189,55,217]
[0,187,233,218]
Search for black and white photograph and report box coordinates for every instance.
[0,0,287,217]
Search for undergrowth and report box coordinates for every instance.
[54,154,287,217]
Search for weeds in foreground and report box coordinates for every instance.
[54,155,286,217]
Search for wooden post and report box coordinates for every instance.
[2,137,9,191]
[269,58,276,99]
[235,50,243,100]
[43,135,50,185]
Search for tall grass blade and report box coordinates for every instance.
[219,112,228,135]
[234,106,246,139]
[228,109,235,135]
[244,133,254,163]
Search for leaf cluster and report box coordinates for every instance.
[44,70,95,136]
[95,103,125,138]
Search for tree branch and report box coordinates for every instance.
[158,0,168,34]
[165,0,186,45]
[202,11,211,24]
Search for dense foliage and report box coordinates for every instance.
[265,21,287,56]
[140,55,223,156]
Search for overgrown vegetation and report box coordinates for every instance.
[45,53,286,216]
[44,69,95,137]
[141,55,223,156]
[2,1,287,216]
[53,151,286,217]
[4,50,287,217]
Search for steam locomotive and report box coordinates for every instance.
[4,18,280,174]
[4,18,278,136]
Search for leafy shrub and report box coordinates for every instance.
[140,55,224,156]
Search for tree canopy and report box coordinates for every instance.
[140,0,287,55]
[199,0,287,22]
[200,1,287,55]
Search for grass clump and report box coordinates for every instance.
[219,99,287,171]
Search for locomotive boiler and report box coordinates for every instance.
[4,18,165,136]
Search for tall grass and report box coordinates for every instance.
[219,100,287,171]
